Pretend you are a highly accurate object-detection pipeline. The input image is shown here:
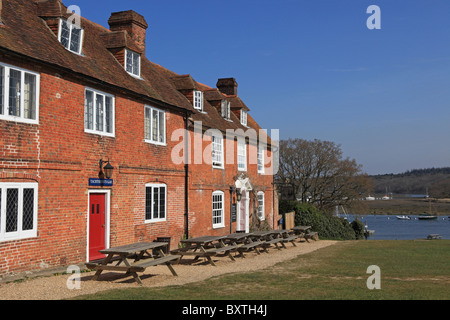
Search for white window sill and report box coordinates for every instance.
[144,139,167,147]
[0,115,39,125]
[85,129,115,138]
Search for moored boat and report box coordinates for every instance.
[396,215,411,220]
[418,214,438,220]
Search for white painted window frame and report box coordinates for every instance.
[84,88,115,137]
[257,145,265,174]
[144,105,166,146]
[237,138,247,171]
[212,133,224,169]
[125,49,141,78]
[212,190,225,229]
[58,18,84,55]
[145,183,167,223]
[257,191,265,221]
[240,109,248,126]
[0,182,38,242]
[193,90,203,111]
[0,62,40,125]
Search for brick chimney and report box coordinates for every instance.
[108,10,148,54]
[216,78,238,96]
[35,0,65,36]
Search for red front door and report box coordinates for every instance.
[89,193,106,261]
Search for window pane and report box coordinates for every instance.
[105,96,112,133]
[6,188,18,233]
[159,187,165,219]
[24,73,36,120]
[144,107,151,140]
[152,109,158,141]
[133,52,140,76]
[96,94,104,132]
[22,189,34,231]
[153,187,159,219]
[85,90,93,130]
[145,187,152,220]
[0,66,4,115]
[126,50,133,73]
[158,110,165,143]
[9,69,21,117]
[60,20,70,49]
[70,26,81,53]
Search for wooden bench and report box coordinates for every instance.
[305,232,319,242]
[281,234,299,246]
[132,255,179,276]
[236,241,264,257]
[261,238,286,250]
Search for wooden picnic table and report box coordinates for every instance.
[173,235,238,266]
[85,242,178,285]
[250,230,287,251]
[291,226,312,234]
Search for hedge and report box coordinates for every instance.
[279,200,364,240]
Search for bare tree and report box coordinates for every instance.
[276,138,372,213]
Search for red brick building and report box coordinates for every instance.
[0,0,278,277]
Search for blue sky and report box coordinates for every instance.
[69,0,450,175]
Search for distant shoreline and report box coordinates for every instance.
[363,197,450,216]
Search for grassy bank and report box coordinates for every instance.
[73,240,450,300]
[367,198,450,216]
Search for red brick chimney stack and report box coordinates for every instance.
[217,78,238,96]
[108,10,148,54]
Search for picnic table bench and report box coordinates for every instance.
[279,229,299,246]
[291,226,312,241]
[85,242,178,285]
[305,231,319,242]
[250,230,286,251]
[172,235,237,266]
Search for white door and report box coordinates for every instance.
[237,190,249,233]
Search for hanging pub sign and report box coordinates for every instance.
[89,178,113,187]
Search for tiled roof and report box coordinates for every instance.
[0,0,272,145]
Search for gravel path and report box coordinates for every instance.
[0,240,337,300]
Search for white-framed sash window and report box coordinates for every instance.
[212,134,224,169]
[257,145,265,174]
[237,139,247,171]
[212,191,225,228]
[257,191,265,220]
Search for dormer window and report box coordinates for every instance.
[58,19,84,55]
[221,100,230,120]
[125,49,141,77]
[240,110,248,126]
[194,90,203,111]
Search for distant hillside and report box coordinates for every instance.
[370,167,450,197]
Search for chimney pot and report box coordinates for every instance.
[217,78,238,96]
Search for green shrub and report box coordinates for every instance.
[280,200,359,240]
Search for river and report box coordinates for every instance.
[342,214,450,240]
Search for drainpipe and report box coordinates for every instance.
[184,112,190,239]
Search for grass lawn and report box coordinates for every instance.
[73,240,450,300]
